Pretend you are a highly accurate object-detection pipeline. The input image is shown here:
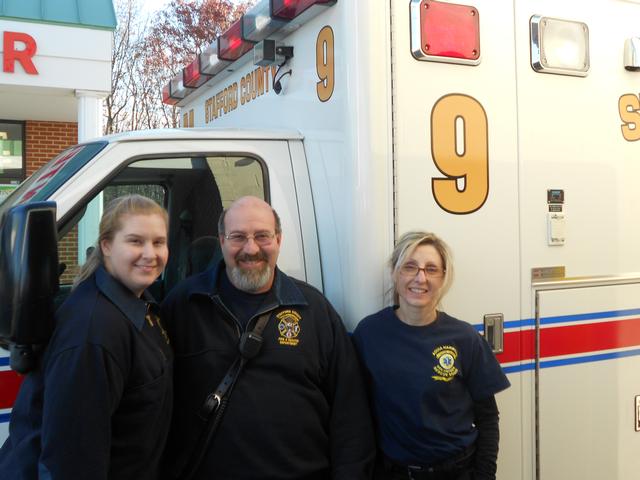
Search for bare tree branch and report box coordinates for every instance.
[106,0,254,133]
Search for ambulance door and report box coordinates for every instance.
[535,280,640,480]
[0,137,317,444]
[52,139,313,300]
[392,2,522,478]
[514,0,640,478]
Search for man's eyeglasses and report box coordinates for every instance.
[224,231,276,247]
[399,263,444,278]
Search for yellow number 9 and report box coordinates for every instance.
[619,93,640,142]
[316,26,334,102]
[431,94,489,214]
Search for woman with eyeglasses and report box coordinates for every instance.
[353,231,510,480]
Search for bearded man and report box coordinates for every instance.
[161,196,375,480]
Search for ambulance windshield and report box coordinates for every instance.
[0,141,108,219]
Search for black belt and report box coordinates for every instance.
[383,444,475,479]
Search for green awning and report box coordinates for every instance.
[0,0,116,30]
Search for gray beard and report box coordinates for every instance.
[228,264,273,293]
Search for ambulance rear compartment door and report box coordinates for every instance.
[391,2,522,477]
[536,280,640,480]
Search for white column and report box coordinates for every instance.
[76,90,106,141]
[75,90,107,264]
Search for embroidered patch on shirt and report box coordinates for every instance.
[432,345,458,382]
[277,309,301,346]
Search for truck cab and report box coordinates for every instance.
[0,129,322,438]
[0,129,322,300]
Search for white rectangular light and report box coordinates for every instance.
[170,72,192,99]
[242,0,289,42]
[530,15,589,77]
[624,37,640,71]
[199,41,231,76]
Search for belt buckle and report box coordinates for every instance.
[407,464,426,479]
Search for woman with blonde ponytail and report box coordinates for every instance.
[0,194,173,480]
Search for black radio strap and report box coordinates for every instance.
[179,311,271,480]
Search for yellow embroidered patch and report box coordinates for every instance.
[432,345,458,382]
[276,309,302,346]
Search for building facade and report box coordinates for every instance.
[0,0,115,200]
[0,0,115,437]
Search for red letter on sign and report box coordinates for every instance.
[3,31,38,74]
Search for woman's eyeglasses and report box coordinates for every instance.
[399,263,444,278]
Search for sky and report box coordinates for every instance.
[139,0,246,15]
[139,0,171,16]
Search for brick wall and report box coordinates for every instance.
[25,121,78,175]
[25,121,79,284]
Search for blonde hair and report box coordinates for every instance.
[389,231,454,307]
[73,195,168,289]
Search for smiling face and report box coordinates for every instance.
[101,213,168,297]
[220,197,282,293]
[394,244,445,314]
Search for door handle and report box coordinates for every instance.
[483,313,504,353]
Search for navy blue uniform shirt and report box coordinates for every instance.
[161,262,375,480]
[0,267,173,480]
[353,307,510,466]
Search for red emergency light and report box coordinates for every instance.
[183,57,211,88]
[410,0,481,65]
[163,0,339,105]
[218,19,256,61]
[271,0,337,20]
[162,84,179,106]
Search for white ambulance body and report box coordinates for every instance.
[2,0,640,478]
[174,0,640,475]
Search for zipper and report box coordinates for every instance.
[209,293,242,338]
[209,293,278,337]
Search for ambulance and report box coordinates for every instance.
[2,0,640,478]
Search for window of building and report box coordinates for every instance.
[0,121,25,203]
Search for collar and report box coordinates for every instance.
[189,260,308,307]
[95,266,155,331]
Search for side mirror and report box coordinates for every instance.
[0,201,58,374]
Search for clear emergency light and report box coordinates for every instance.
[624,37,640,71]
[218,19,256,61]
[410,0,481,65]
[183,57,211,88]
[242,0,290,42]
[170,72,194,99]
[199,41,231,76]
[530,16,590,77]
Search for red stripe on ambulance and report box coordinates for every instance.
[0,370,23,409]
[496,317,640,365]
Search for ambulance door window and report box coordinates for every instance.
[55,154,266,302]
[102,184,166,207]
[56,183,167,294]
[207,155,265,207]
